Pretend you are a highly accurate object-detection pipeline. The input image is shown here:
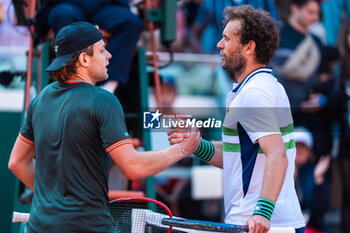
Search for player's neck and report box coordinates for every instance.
[236,63,265,84]
[73,71,95,85]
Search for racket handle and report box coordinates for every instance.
[269,227,295,233]
[12,212,30,223]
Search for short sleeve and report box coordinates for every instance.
[95,93,132,153]
[20,102,35,145]
[236,88,281,143]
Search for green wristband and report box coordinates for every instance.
[252,198,275,221]
[193,139,215,162]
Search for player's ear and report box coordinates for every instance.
[78,53,89,67]
[245,40,256,56]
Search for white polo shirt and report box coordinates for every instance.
[222,67,305,228]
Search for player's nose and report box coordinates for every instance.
[217,38,224,49]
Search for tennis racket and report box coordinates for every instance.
[162,218,296,233]
[13,197,176,233]
[110,197,175,233]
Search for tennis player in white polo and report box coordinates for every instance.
[169,5,305,233]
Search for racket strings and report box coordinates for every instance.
[110,200,171,233]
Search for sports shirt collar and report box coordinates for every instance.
[232,66,273,93]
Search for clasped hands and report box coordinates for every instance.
[167,126,201,157]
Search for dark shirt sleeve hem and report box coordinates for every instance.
[105,138,132,153]
[19,132,35,146]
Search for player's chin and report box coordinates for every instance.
[98,74,109,83]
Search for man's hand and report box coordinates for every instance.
[314,155,331,185]
[300,93,324,113]
[167,127,201,156]
[247,215,270,233]
[167,127,191,145]
[180,128,201,156]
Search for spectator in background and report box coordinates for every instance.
[322,0,350,46]
[0,2,5,24]
[335,22,350,233]
[178,0,204,52]
[271,3,335,230]
[34,0,143,94]
[271,0,331,159]
[0,0,30,48]
[294,127,331,233]
[159,1,188,53]
[275,0,327,44]
[190,0,280,53]
[181,0,203,31]
[0,0,30,73]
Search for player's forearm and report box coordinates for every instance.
[9,159,35,190]
[8,138,36,190]
[260,147,288,202]
[207,141,223,169]
[124,144,186,180]
[114,131,200,179]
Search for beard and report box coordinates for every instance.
[222,46,247,79]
